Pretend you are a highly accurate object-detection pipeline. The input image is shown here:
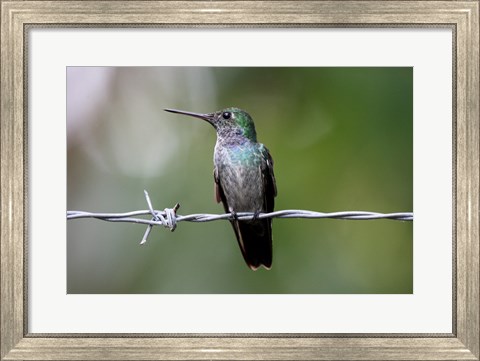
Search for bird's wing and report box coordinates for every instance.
[260,145,277,213]
[213,166,227,207]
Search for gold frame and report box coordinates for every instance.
[1,1,478,360]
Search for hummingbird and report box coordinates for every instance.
[164,107,277,270]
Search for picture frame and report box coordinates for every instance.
[1,1,478,360]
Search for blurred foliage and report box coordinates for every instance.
[67,67,412,294]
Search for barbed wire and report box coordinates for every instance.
[67,190,413,245]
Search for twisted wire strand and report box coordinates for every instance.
[67,191,413,244]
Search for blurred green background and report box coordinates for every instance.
[67,67,412,294]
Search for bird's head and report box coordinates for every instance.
[165,107,257,142]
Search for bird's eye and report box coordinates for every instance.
[222,112,231,119]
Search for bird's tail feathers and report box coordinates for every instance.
[232,219,272,270]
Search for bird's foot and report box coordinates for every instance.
[252,210,261,220]
[229,209,238,221]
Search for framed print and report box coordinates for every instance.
[1,1,478,360]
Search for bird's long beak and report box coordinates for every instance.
[164,108,215,125]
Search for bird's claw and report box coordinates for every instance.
[230,210,238,221]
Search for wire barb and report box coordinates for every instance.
[140,191,180,244]
[67,191,413,245]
